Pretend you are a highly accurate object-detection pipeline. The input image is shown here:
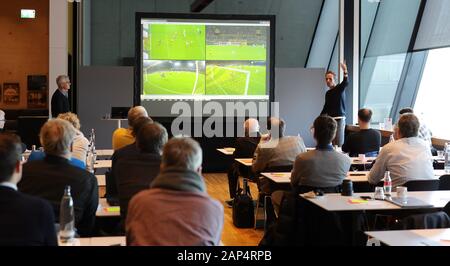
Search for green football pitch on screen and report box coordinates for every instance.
[143,24,268,96]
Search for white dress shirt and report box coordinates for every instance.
[367,137,434,188]
[0,182,18,191]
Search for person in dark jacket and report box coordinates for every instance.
[18,119,98,237]
[226,118,261,207]
[51,75,70,118]
[115,122,168,227]
[320,62,349,147]
[342,108,381,157]
[0,133,57,246]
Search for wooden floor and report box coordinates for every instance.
[203,173,264,246]
[98,172,264,246]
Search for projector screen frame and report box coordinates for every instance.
[134,12,276,117]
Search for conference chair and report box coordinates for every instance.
[439,175,450,190]
[115,154,161,226]
[403,179,440,191]
[255,165,293,229]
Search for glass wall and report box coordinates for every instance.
[359,0,421,123]
[414,47,450,139]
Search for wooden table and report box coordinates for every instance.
[366,228,450,246]
[94,160,112,169]
[95,175,105,187]
[235,158,252,167]
[217,147,235,156]
[59,236,125,246]
[96,149,114,157]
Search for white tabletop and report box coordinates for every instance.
[95,175,105,187]
[261,172,291,183]
[301,191,450,212]
[59,237,126,246]
[261,170,444,184]
[347,170,444,183]
[217,147,235,155]
[96,198,120,217]
[235,158,252,167]
[366,229,450,246]
[96,149,114,157]
[351,157,376,165]
[94,160,112,169]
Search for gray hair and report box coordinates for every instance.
[56,75,69,88]
[39,119,76,156]
[128,106,148,128]
[162,137,202,171]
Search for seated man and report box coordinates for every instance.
[368,113,435,188]
[57,112,89,164]
[252,117,306,196]
[399,107,434,154]
[126,137,223,246]
[0,133,57,246]
[342,108,381,157]
[112,106,150,150]
[226,118,261,207]
[291,115,351,192]
[252,117,306,173]
[18,119,99,237]
[116,122,168,225]
[107,116,153,202]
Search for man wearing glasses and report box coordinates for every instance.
[51,75,71,118]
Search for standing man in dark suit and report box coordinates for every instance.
[51,75,71,118]
[320,62,349,147]
[0,133,57,246]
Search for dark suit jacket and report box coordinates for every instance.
[18,155,98,237]
[0,186,57,246]
[233,136,261,159]
[115,152,161,224]
[51,89,70,118]
[108,143,140,200]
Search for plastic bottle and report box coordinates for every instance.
[59,186,75,243]
[383,171,392,197]
[445,142,450,174]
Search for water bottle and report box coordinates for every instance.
[445,142,450,174]
[389,134,395,143]
[383,171,392,197]
[59,186,75,243]
[90,128,96,146]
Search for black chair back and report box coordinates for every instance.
[262,165,293,173]
[115,154,161,220]
[439,175,450,190]
[403,179,440,191]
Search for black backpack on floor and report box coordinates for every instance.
[232,179,255,228]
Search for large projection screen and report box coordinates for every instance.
[135,13,275,118]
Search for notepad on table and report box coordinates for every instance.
[104,207,120,212]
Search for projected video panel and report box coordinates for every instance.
[141,19,270,100]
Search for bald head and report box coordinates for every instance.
[127,106,148,129]
[358,108,372,129]
[244,118,260,137]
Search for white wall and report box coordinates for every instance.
[49,0,68,117]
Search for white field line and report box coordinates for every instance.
[192,61,199,95]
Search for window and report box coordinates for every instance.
[414,47,450,139]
